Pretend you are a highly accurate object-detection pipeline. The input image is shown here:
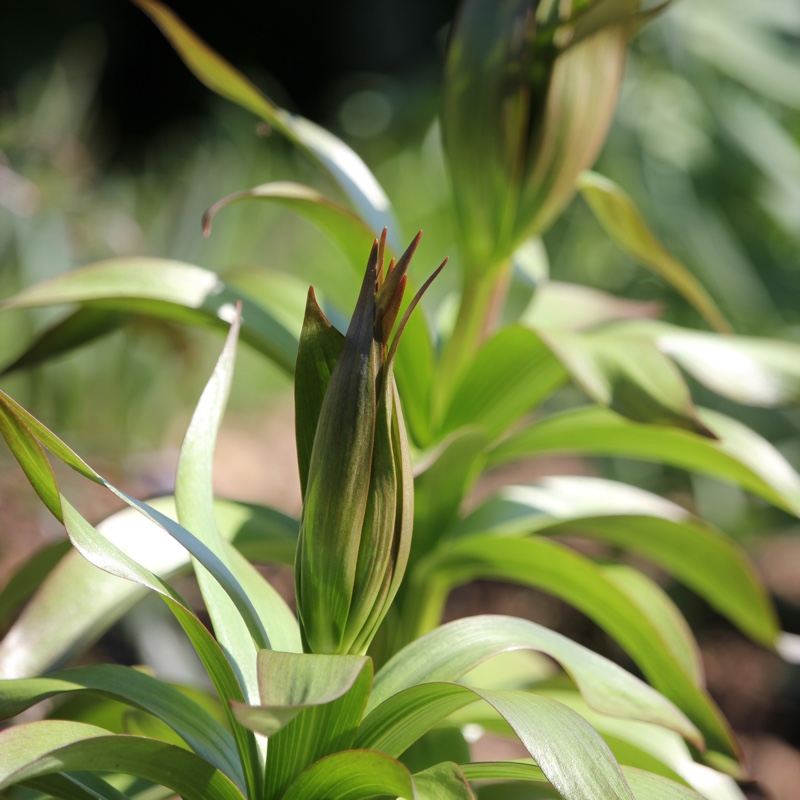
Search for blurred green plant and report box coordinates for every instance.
[1,0,799,798]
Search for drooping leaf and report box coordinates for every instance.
[578,172,731,333]
[0,307,130,376]
[406,541,738,761]
[0,394,262,795]
[539,329,713,435]
[361,684,638,800]
[412,762,475,800]
[521,280,661,332]
[0,259,298,374]
[644,321,800,407]
[0,721,246,800]
[458,476,779,648]
[490,405,800,517]
[0,664,243,790]
[231,651,370,737]
[368,614,697,743]
[132,0,400,247]
[461,759,707,800]
[0,497,297,680]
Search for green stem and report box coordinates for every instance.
[433,260,512,426]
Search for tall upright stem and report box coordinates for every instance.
[433,260,512,425]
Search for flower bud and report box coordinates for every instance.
[294,231,446,655]
[442,0,647,274]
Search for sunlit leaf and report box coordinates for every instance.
[490,406,800,516]
[458,476,779,648]
[578,172,731,333]
[132,0,400,246]
[1,259,298,374]
[0,664,243,790]
[0,721,246,800]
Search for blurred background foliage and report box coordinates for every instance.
[3,0,800,521]
[2,0,800,794]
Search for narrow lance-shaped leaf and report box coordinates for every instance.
[458,476,779,648]
[0,259,298,375]
[0,664,243,790]
[489,405,800,517]
[578,172,731,333]
[132,0,400,247]
[0,721,246,800]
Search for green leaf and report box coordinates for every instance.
[412,762,475,800]
[0,258,298,375]
[407,541,737,761]
[521,280,660,332]
[0,721,246,800]
[203,182,377,281]
[0,307,130,376]
[0,665,243,790]
[294,288,346,498]
[411,428,488,563]
[281,750,415,800]
[175,304,301,711]
[461,760,707,800]
[601,566,703,686]
[578,172,731,334]
[0,497,296,680]
[0,539,71,629]
[21,771,135,800]
[132,0,399,247]
[441,326,567,438]
[231,651,370,737]
[257,653,373,800]
[215,498,298,567]
[368,615,697,743]
[458,476,779,648]
[489,405,800,517]
[361,685,637,800]
[641,321,800,407]
[539,329,712,435]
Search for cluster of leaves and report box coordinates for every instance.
[1,0,799,798]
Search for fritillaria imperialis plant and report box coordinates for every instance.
[1,1,799,798]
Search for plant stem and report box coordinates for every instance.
[433,260,512,426]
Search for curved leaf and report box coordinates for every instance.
[369,614,697,744]
[0,721,246,800]
[132,0,400,248]
[281,749,415,800]
[578,172,730,334]
[203,182,376,279]
[0,393,262,795]
[0,664,242,790]
[441,326,567,438]
[461,760,707,799]
[260,654,373,800]
[407,542,736,761]
[361,685,637,800]
[489,405,800,516]
[458,476,779,647]
[175,304,301,711]
[1,258,298,374]
[539,329,712,435]
[0,497,296,680]
[649,322,800,407]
